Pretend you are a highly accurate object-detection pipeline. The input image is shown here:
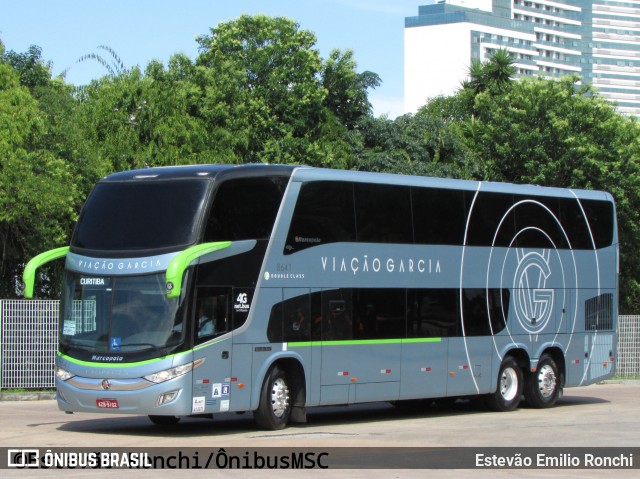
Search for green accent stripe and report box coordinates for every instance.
[57,351,191,369]
[23,246,70,299]
[194,337,229,352]
[165,241,232,298]
[59,337,230,368]
[288,337,442,348]
[402,337,442,344]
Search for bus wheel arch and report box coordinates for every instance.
[253,357,306,430]
[525,348,564,408]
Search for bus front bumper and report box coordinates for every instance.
[55,373,194,417]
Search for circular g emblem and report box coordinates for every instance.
[513,249,554,334]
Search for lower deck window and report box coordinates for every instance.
[268,288,509,342]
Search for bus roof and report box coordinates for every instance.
[289,167,613,202]
[101,164,297,182]
[101,164,612,203]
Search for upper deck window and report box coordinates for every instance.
[72,179,209,252]
[285,181,356,254]
[204,176,288,242]
[354,183,413,243]
[285,180,614,254]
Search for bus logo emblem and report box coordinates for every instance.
[101,379,111,390]
[513,249,554,334]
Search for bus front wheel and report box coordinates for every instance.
[525,354,561,408]
[483,356,523,412]
[254,365,291,430]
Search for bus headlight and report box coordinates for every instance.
[143,358,205,384]
[56,366,75,382]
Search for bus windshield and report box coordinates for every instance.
[72,179,209,251]
[60,271,186,360]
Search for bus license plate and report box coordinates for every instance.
[96,398,119,409]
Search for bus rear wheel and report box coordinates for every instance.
[254,365,291,430]
[484,356,523,412]
[525,354,561,408]
[148,415,181,426]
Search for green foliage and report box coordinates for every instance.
[322,49,381,129]
[2,21,640,312]
[73,62,223,177]
[73,45,126,78]
[2,45,52,93]
[461,48,516,96]
[0,60,77,298]
[195,14,329,165]
[351,112,472,179]
[458,74,640,312]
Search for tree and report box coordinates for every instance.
[73,45,126,78]
[459,75,640,312]
[2,44,52,93]
[351,111,472,179]
[461,48,517,97]
[0,58,77,298]
[195,14,332,165]
[321,49,380,130]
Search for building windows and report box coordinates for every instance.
[405,1,640,114]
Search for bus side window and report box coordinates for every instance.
[285,182,356,254]
[321,291,353,341]
[354,184,412,243]
[353,289,407,340]
[407,289,459,338]
[204,177,287,242]
[412,187,470,246]
[283,293,311,342]
[195,288,231,344]
[268,291,312,343]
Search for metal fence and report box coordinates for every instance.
[618,315,640,377]
[1,300,640,390]
[0,300,59,390]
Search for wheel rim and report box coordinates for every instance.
[500,367,519,401]
[537,364,557,399]
[270,377,289,418]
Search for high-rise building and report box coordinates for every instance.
[405,1,640,115]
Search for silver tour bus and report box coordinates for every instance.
[24,165,618,429]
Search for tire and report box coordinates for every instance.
[254,365,291,430]
[148,415,181,426]
[525,354,561,408]
[484,356,523,412]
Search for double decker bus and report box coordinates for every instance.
[24,164,618,429]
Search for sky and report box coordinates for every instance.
[1,0,426,118]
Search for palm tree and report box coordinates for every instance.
[75,45,126,77]
[462,48,516,95]
[483,48,517,93]
[60,45,126,82]
[461,59,486,92]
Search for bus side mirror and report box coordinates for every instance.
[23,246,70,299]
[165,242,232,299]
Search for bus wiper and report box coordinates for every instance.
[60,342,93,353]
[119,343,156,350]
